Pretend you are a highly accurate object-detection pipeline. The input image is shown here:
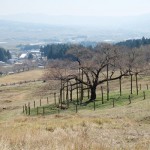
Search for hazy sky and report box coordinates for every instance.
[0,0,150,16]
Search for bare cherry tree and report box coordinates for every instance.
[44,44,149,103]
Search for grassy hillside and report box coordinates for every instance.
[0,69,43,84]
[0,70,150,149]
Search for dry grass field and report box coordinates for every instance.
[0,69,150,150]
[0,69,43,84]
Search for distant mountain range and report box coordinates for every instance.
[0,13,150,27]
[0,14,150,48]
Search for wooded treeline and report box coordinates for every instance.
[40,44,83,60]
[40,37,150,60]
[0,47,11,62]
[116,37,150,48]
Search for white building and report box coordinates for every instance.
[19,53,28,59]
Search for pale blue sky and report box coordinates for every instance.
[0,0,150,16]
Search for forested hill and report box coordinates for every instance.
[116,37,150,48]
[40,44,71,60]
[40,44,84,60]
[0,47,11,62]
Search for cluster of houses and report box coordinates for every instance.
[0,50,42,66]
[19,50,41,59]
[8,50,42,64]
[0,49,46,75]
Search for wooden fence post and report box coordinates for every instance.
[40,99,41,106]
[28,102,30,115]
[106,62,109,101]
[129,95,131,104]
[25,104,27,115]
[143,91,145,100]
[60,89,63,108]
[60,79,62,104]
[119,77,122,96]
[60,89,62,104]
[88,88,90,99]
[70,85,72,101]
[66,80,69,101]
[101,86,104,104]
[94,100,96,111]
[140,84,141,90]
[76,83,79,105]
[80,85,83,105]
[34,101,35,108]
[135,73,138,95]
[76,104,78,113]
[54,93,56,105]
[28,102,30,107]
[80,69,84,103]
[63,88,65,102]
[113,99,115,107]
[28,106,30,115]
[131,74,133,94]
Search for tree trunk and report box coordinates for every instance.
[90,86,96,101]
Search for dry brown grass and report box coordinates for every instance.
[0,69,43,84]
[0,70,150,150]
[0,99,150,150]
